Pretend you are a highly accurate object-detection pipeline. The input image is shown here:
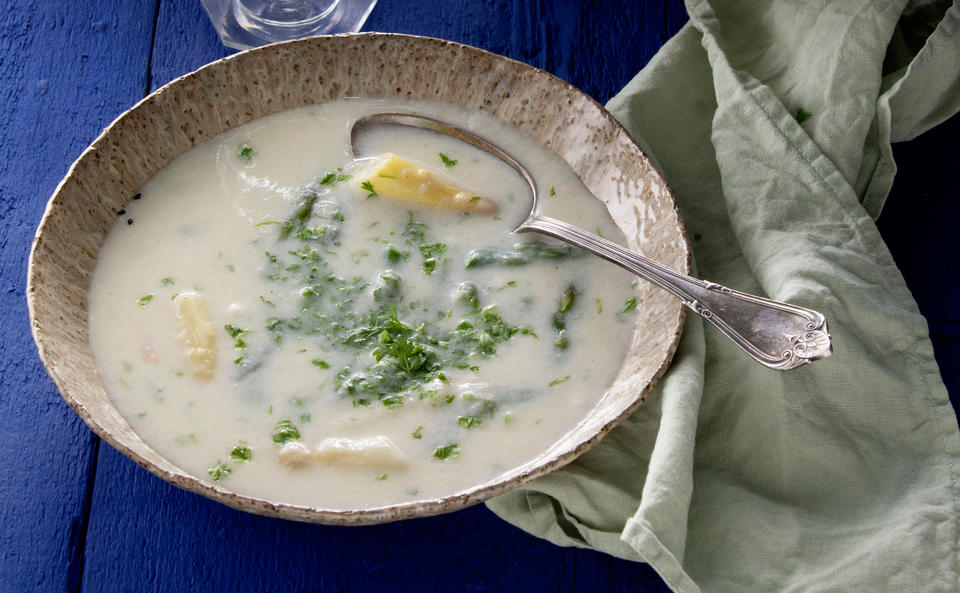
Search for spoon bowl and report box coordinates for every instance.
[350,112,832,370]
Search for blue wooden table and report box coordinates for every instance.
[2,1,957,591]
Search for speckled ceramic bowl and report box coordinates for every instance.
[27,33,688,524]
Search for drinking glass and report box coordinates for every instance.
[201,0,378,50]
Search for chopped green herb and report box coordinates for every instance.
[419,242,447,259]
[795,107,812,123]
[595,298,602,314]
[412,426,423,439]
[693,233,703,242]
[224,325,247,339]
[272,418,300,445]
[238,143,255,163]
[319,172,337,186]
[376,473,388,480]
[439,152,457,168]
[469,196,482,202]
[549,375,571,387]
[385,244,408,264]
[382,395,404,409]
[160,277,174,286]
[233,356,245,365]
[230,445,252,462]
[137,294,154,306]
[208,461,232,481]
[378,174,397,179]
[311,358,330,369]
[457,416,483,429]
[504,412,513,423]
[360,180,377,198]
[549,186,556,197]
[433,444,461,460]
[621,297,637,314]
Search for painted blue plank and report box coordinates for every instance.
[0,1,156,591]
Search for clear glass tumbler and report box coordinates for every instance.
[201,0,378,50]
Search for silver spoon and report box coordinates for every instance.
[349,112,831,371]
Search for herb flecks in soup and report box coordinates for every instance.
[88,99,637,509]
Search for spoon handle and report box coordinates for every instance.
[516,216,831,370]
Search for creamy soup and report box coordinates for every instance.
[88,99,638,509]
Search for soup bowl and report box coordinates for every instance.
[27,33,688,524]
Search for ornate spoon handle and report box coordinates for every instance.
[516,216,831,370]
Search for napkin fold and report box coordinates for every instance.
[487,2,960,591]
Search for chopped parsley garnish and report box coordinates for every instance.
[224,325,249,349]
[548,375,571,387]
[360,180,377,198]
[795,107,812,123]
[439,152,457,168]
[311,358,330,369]
[160,277,174,286]
[595,298,602,314]
[621,297,637,314]
[208,461,232,481]
[376,473,387,480]
[238,144,255,163]
[137,294,154,306]
[382,395,404,409]
[272,418,300,445]
[224,324,247,339]
[457,416,483,429]
[385,244,408,264]
[412,426,423,439]
[230,444,252,462]
[549,186,556,197]
[419,242,447,259]
[433,444,461,460]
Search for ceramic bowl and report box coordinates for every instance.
[27,33,688,524]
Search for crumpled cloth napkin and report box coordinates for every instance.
[487,1,960,591]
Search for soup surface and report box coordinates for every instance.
[88,99,637,509]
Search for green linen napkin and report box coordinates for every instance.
[487,1,960,591]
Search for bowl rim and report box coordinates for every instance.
[27,31,689,524]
